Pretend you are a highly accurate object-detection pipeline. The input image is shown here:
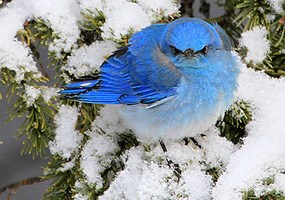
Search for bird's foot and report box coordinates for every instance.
[159,140,182,180]
[184,137,202,148]
[165,157,182,180]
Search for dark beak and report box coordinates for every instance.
[184,48,196,57]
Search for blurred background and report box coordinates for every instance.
[0,44,53,199]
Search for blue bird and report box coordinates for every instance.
[61,18,239,143]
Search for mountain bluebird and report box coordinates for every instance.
[61,18,239,143]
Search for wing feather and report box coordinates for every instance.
[61,25,181,106]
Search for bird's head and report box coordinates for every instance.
[160,18,230,70]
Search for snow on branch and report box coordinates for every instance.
[49,105,82,159]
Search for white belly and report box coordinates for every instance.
[118,79,229,143]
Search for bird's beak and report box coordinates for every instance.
[184,49,196,57]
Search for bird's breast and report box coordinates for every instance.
[119,51,239,142]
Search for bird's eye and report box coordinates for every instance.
[171,46,183,55]
[201,46,209,54]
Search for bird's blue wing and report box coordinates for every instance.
[61,24,181,106]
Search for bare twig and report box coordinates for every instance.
[0,176,47,195]
[28,41,50,80]
[180,0,195,17]
[0,0,12,8]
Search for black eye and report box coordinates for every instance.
[171,46,183,55]
[201,46,209,54]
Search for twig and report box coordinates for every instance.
[0,0,12,8]
[29,42,50,80]
[0,176,47,195]
[199,0,210,18]
[180,0,195,17]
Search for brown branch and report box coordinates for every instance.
[0,176,47,195]
[28,41,50,80]
[0,0,12,8]
[180,0,195,17]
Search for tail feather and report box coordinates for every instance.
[67,90,140,104]
[64,80,99,89]
[60,80,99,96]
[60,76,140,104]
[60,88,88,95]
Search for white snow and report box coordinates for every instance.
[24,85,41,106]
[99,140,216,200]
[73,194,89,200]
[80,105,128,189]
[73,180,89,200]
[239,26,270,64]
[136,0,180,21]
[212,63,285,199]
[80,131,118,188]
[80,0,168,40]
[196,127,237,167]
[92,105,129,136]
[63,41,116,79]
[29,0,81,57]
[58,160,75,172]
[98,128,236,199]
[101,0,151,40]
[267,0,284,14]
[40,86,59,102]
[0,0,81,82]
[23,85,59,106]
[269,173,285,193]
[178,168,213,200]
[79,0,104,13]
[265,14,276,22]
[99,146,176,200]
[98,147,145,200]
[0,40,40,82]
[49,105,82,159]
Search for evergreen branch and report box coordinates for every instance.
[78,9,105,45]
[217,100,253,144]
[1,67,56,158]
[15,98,56,158]
[43,155,79,200]
[0,176,47,195]
[16,19,55,80]
[233,0,272,30]
[242,188,285,200]
[232,0,285,77]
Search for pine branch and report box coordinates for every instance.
[242,188,285,200]
[216,100,253,144]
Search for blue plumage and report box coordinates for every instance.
[61,18,239,142]
[62,45,178,105]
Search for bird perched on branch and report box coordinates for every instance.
[61,18,239,144]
